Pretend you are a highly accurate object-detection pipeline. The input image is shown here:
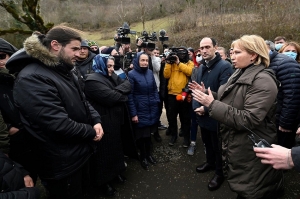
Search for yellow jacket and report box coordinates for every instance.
[163,60,193,95]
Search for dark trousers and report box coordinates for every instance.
[190,108,198,142]
[277,127,296,149]
[136,137,152,159]
[200,127,223,176]
[42,161,90,199]
[167,94,191,141]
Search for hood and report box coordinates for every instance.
[0,38,18,56]
[75,51,96,66]
[133,52,148,73]
[6,34,60,74]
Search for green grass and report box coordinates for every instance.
[83,16,173,47]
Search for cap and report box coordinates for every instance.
[81,40,90,48]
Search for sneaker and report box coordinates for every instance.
[187,143,196,155]
[158,122,168,130]
[169,136,177,146]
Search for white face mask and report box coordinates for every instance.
[196,56,202,63]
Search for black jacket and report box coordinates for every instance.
[192,53,233,131]
[269,51,300,129]
[0,151,39,199]
[6,34,101,180]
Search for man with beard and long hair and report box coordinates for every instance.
[6,25,104,199]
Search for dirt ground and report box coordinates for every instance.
[38,111,300,199]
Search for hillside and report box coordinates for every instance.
[1,0,300,50]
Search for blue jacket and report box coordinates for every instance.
[192,53,233,131]
[269,51,300,129]
[127,52,160,128]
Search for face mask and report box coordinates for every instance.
[140,67,148,71]
[196,56,202,63]
[275,43,283,51]
[283,51,297,60]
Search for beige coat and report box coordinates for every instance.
[209,64,283,198]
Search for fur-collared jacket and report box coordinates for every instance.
[6,34,101,180]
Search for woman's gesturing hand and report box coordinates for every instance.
[192,87,214,107]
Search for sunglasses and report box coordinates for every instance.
[0,54,7,60]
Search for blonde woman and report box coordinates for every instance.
[190,35,283,198]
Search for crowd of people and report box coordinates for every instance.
[0,25,300,199]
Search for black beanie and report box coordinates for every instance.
[0,38,18,56]
[101,47,114,55]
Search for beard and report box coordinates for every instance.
[58,48,75,70]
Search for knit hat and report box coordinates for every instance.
[187,47,194,53]
[101,47,114,55]
[81,40,90,48]
[87,40,98,47]
[0,38,18,56]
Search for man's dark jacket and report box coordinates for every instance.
[74,51,96,79]
[192,52,233,131]
[0,151,39,199]
[269,51,300,129]
[6,34,101,180]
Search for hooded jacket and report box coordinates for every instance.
[0,38,18,56]
[6,34,101,180]
[209,64,283,198]
[127,52,160,128]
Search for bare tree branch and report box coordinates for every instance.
[0,0,53,33]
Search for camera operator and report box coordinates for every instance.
[137,39,162,142]
[164,47,193,147]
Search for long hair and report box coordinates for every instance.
[231,35,270,67]
[278,41,300,63]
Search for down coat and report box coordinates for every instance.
[5,34,101,180]
[208,64,283,198]
[127,52,160,128]
[269,51,300,129]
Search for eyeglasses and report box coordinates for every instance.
[0,54,7,60]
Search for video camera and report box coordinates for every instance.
[165,47,189,64]
[115,22,136,44]
[137,31,157,50]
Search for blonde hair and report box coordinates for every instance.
[278,41,300,63]
[231,35,270,67]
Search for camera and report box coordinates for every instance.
[136,31,157,51]
[159,29,169,42]
[114,22,136,44]
[165,47,189,64]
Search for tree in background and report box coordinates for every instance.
[0,0,53,35]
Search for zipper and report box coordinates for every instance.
[3,94,15,111]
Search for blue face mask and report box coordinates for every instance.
[275,43,283,51]
[283,51,297,60]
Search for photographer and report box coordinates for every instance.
[163,47,193,147]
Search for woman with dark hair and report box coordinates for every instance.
[127,52,160,170]
[278,41,300,63]
[85,55,131,197]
